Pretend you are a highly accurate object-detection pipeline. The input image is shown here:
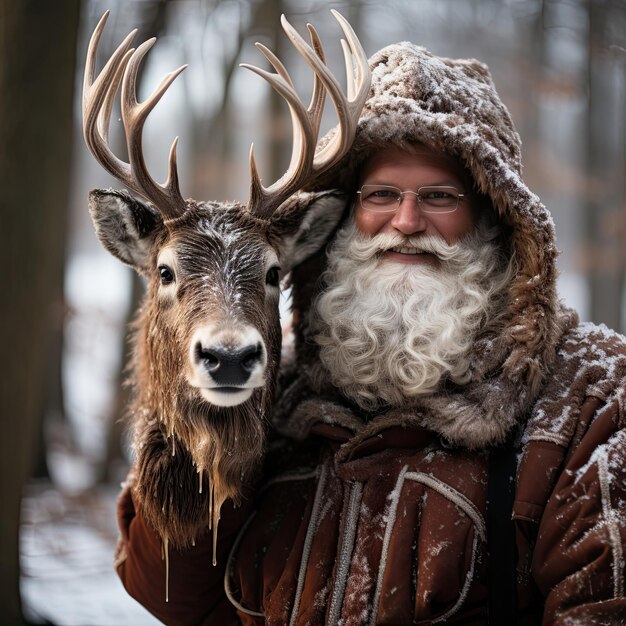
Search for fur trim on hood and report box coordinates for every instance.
[278,42,577,450]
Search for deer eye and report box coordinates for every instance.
[265,266,280,287]
[159,265,175,285]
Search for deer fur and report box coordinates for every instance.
[90,188,346,548]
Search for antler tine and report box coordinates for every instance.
[340,39,356,101]
[254,42,294,88]
[241,51,317,217]
[331,9,369,89]
[83,13,187,220]
[244,24,327,217]
[313,10,371,170]
[83,13,137,181]
[242,11,371,219]
[305,24,327,143]
[98,45,131,143]
[279,16,346,139]
[121,38,188,218]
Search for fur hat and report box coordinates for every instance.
[314,43,558,281]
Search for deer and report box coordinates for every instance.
[83,10,370,565]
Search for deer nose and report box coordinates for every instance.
[195,343,264,386]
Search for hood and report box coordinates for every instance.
[277,42,577,450]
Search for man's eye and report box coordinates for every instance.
[265,266,280,287]
[159,265,175,285]
[364,189,400,203]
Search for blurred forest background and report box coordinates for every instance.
[1,0,625,623]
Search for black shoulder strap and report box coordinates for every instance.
[487,437,518,624]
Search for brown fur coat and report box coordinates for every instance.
[116,42,626,625]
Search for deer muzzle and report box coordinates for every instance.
[188,325,267,407]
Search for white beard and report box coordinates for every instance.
[311,221,510,410]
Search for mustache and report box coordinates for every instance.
[349,232,461,262]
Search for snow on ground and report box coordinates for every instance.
[21,481,159,626]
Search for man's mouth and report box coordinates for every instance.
[389,246,423,255]
[382,246,439,265]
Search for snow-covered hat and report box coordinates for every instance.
[315,43,557,273]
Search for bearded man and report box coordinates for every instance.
[115,41,626,625]
[312,145,512,410]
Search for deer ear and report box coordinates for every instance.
[271,190,348,271]
[89,189,164,273]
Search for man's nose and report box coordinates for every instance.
[389,193,428,235]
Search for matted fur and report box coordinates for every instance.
[89,189,346,549]
[126,201,281,548]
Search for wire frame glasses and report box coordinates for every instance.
[356,184,466,214]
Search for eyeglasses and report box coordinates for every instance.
[356,184,466,214]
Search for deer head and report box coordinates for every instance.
[83,11,370,548]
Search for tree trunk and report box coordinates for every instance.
[0,0,80,621]
[263,0,287,185]
[189,0,272,199]
[585,0,621,329]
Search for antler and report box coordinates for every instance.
[241,10,371,219]
[83,11,187,219]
